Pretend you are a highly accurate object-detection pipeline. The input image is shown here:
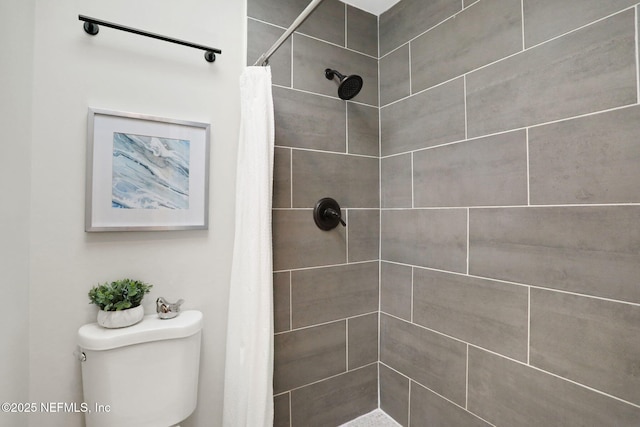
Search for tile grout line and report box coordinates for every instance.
[380,262,640,308]
[343,0,348,161]
[344,3,348,49]
[378,11,383,401]
[465,0,481,9]
[274,259,379,274]
[289,148,293,208]
[466,208,470,275]
[377,202,640,210]
[526,127,531,205]
[407,380,412,426]
[377,12,380,60]
[410,267,414,323]
[377,362,381,409]
[377,30,382,416]
[345,210,349,264]
[527,286,531,365]
[345,317,349,372]
[281,362,378,395]
[290,35,294,89]
[289,271,293,333]
[408,42,413,95]
[275,207,379,211]
[634,5,640,103]
[465,344,469,409]
[521,0,526,50]
[377,249,382,364]
[527,364,640,410]
[345,102,350,154]
[275,143,379,159]
[462,74,469,141]
[277,310,380,335]
[411,152,415,208]
[288,392,292,427]
[463,75,468,139]
[381,73,462,109]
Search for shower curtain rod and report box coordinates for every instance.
[253,0,324,66]
[78,15,222,63]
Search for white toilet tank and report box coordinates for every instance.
[77,310,203,427]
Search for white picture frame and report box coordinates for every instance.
[85,108,210,232]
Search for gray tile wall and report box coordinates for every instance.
[379,0,640,425]
[247,1,379,425]
[250,0,640,425]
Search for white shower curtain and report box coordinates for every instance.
[223,66,275,427]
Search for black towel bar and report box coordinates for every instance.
[78,15,222,63]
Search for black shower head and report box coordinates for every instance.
[325,68,363,100]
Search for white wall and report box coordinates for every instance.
[0,1,34,426]
[1,0,245,426]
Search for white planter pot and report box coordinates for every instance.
[97,305,144,328]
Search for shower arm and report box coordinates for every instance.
[254,0,325,66]
[325,69,346,81]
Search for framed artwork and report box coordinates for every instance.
[85,108,210,231]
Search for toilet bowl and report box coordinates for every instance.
[77,310,203,427]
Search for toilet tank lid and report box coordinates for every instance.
[78,310,203,351]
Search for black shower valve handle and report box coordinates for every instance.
[324,207,346,227]
[313,198,346,231]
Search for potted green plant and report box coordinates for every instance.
[88,279,153,328]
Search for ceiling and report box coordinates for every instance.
[341,0,402,16]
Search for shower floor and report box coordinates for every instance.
[340,409,401,427]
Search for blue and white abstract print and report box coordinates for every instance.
[112,132,190,210]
